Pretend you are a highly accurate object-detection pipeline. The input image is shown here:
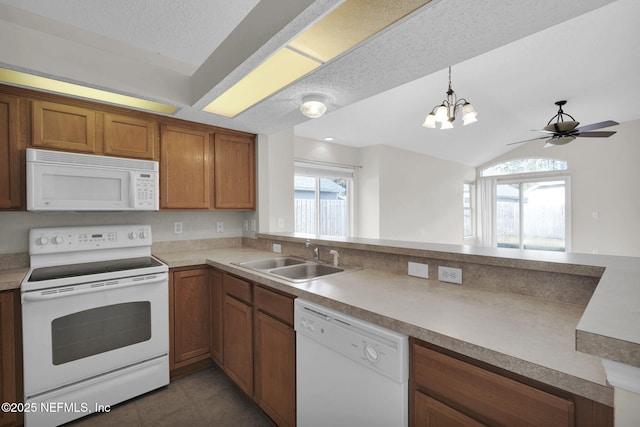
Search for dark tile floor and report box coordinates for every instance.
[65,366,276,426]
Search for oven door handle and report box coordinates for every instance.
[22,273,168,302]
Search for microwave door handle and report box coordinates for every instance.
[129,171,136,208]
[22,273,168,302]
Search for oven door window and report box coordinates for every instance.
[51,302,151,365]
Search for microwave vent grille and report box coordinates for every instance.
[28,149,158,171]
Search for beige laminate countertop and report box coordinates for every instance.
[154,247,613,406]
[0,267,28,292]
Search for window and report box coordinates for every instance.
[479,158,570,252]
[482,158,567,177]
[294,162,353,237]
[496,178,569,251]
[463,181,474,238]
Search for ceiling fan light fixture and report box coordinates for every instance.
[300,95,327,118]
[423,67,478,130]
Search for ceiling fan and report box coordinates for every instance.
[509,100,619,147]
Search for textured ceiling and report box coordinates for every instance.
[0,0,636,166]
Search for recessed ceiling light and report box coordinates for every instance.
[0,67,177,114]
[323,137,335,141]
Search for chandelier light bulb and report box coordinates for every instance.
[422,112,437,128]
[440,119,454,130]
[435,104,448,122]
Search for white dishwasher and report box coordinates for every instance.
[295,299,408,427]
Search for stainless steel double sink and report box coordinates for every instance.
[233,256,357,283]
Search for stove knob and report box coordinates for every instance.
[139,230,149,239]
[53,235,64,244]
[128,232,138,240]
[36,236,49,246]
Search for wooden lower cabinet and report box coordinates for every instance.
[0,290,22,427]
[169,267,211,374]
[253,286,296,427]
[222,273,253,396]
[410,339,613,427]
[209,269,224,365]
[414,390,486,427]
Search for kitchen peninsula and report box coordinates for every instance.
[150,232,640,425]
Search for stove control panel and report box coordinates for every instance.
[29,225,153,254]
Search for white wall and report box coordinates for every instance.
[0,210,244,254]
[257,134,475,244]
[257,128,295,233]
[479,118,640,257]
[359,145,475,244]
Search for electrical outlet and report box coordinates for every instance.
[173,222,183,234]
[250,219,256,232]
[216,221,224,233]
[408,262,429,279]
[273,243,282,253]
[438,266,462,284]
[243,220,249,231]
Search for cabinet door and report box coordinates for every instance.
[0,291,20,427]
[223,294,253,396]
[32,100,97,153]
[209,269,224,365]
[412,343,575,426]
[213,132,255,209]
[160,124,211,208]
[254,310,296,427]
[104,113,157,160]
[414,391,486,427]
[0,94,22,209]
[171,268,211,367]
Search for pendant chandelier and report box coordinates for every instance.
[422,66,478,129]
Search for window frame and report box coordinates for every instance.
[494,174,571,252]
[463,181,475,239]
[294,161,354,237]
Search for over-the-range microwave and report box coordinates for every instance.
[26,148,159,212]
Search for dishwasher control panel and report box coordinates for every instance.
[294,299,408,383]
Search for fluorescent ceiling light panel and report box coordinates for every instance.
[289,0,433,63]
[0,68,177,114]
[204,0,431,118]
[203,47,321,117]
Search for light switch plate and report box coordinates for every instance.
[438,266,462,284]
[273,243,282,253]
[408,262,429,279]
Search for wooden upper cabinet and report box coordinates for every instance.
[160,124,212,209]
[0,94,23,209]
[213,132,255,209]
[32,100,98,153]
[103,113,157,160]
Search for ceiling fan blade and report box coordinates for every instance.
[507,136,549,146]
[576,131,617,138]
[575,120,619,132]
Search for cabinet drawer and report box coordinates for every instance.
[412,343,574,426]
[223,274,251,304]
[254,286,294,326]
